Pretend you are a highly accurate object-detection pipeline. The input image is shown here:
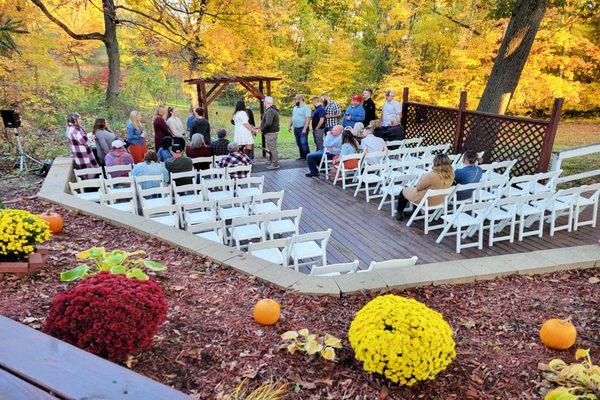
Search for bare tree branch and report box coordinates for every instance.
[29,0,105,41]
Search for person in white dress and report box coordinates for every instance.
[232,100,259,156]
[166,107,186,147]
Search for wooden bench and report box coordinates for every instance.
[0,315,193,400]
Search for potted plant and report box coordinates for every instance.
[0,208,51,274]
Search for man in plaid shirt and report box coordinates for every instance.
[320,93,341,132]
[218,142,252,179]
[67,113,98,170]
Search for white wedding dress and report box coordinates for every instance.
[233,111,254,145]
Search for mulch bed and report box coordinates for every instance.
[0,188,598,399]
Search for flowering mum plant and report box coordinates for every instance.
[0,208,51,260]
[280,329,342,361]
[44,272,167,361]
[348,294,456,386]
[60,247,166,281]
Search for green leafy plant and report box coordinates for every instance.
[280,329,342,361]
[539,348,599,399]
[60,247,166,281]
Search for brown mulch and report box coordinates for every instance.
[0,178,599,400]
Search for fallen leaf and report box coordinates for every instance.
[588,277,599,284]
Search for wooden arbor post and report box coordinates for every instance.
[453,91,468,154]
[537,98,564,172]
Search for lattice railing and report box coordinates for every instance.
[404,103,457,146]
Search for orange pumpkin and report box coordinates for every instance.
[253,299,281,325]
[539,319,577,350]
[38,211,63,234]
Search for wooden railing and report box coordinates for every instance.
[400,87,563,176]
[551,143,600,184]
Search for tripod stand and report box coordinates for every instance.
[6,127,42,172]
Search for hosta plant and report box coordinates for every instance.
[280,329,342,361]
[60,247,166,281]
[539,348,599,399]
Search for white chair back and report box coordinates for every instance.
[74,167,103,182]
[364,256,418,272]
[104,164,132,177]
[310,260,359,276]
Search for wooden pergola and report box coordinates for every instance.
[184,75,281,156]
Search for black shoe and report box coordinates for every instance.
[395,213,404,221]
[305,173,319,177]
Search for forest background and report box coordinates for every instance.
[0,0,598,161]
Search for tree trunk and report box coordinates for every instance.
[103,0,120,106]
[477,0,548,114]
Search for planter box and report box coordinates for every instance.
[0,249,49,274]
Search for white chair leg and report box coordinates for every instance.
[477,223,484,250]
[550,210,556,236]
[509,218,516,243]
[567,207,573,232]
[365,183,370,202]
[424,210,430,234]
[488,219,495,246]
[456,225,461,253]
[406,205,419,227]
[538,212,544,238]
[353,182,360,197]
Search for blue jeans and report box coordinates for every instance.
[307,150,334,175]
[293,127,310,158]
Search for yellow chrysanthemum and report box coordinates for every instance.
[348,294,456,386]
[0,209,51,259]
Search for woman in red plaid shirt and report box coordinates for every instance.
[218,142,252,179]
[66,112,98,170]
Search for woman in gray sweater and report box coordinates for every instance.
[92,118,115,166]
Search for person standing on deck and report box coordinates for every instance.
[311,96,326,151]
[381,90,402,132]
[260,96,280,170]
[289,94,312,159]
[362,88,377,126]
[321,93,341,134]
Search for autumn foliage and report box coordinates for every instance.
[44,272,167,361]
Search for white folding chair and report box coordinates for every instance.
[310,260,359,276]
[235,176,264,198]
[69,180,103,203]
[363,150,387,166]
[100,191,137,214]
[170,170,196,186]
[229,214,266,249]
[202,179,234,202]
[104,164,132,178]
[533,186,583,236]
[332,153,363,189]
[318,148,340,178]
[476,195,522,246]
[142,204,179,228]
[481,160,517,182]
[264,208,302,240]
[399,137,423,148]
[248,238,291,268]
[449,154,462,167]
[172,181,203,205]
[199,168,227,186]
[358,256,419,273]
[74,167,103,182]
[213,155,226,168]
[406,187,454,234]
[436,201,494,253]
[385,140,405,148]
[476,177,508,201]
[134,174,165,191]
[514,170,562,195]
[378,173,418,216]
[226,165,252,180]
[182,200,216,230]
[500,191,551,241]
[251,191,284,215]
[189,220,225,244]
[289,229,331,271]
[191,156,213,169]
[353,163,386,202]
[104,176,135,194]
[572,183,600,231]
[217,196,251,220]
[138,186,172,208]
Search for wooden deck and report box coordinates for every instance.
[259,165,598,269]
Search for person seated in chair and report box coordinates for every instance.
[165,144,194,186]
[305,124,343,177]
[104,139,134,178]
[454,150,483,201]
[361,124,386,164]
[395,154,454,221]
[131,150,169,189]
[384,120,405,149]
[218,142,252,179]
[331,127,361,178]
[157,136,174,162]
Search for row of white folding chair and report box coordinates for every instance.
[479,160,517,182]
[190,155,227,169]
[385,144,451,163]
[449,151,486,168]
[248,229,332,271]
[187,209,303,250]
[310,255,420,276]
[73,164,133,183]
[385,137,423,149]
[70,174,138,204]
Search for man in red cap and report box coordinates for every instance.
[343,95,366,128]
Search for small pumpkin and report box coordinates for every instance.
[38,211,63,234]
[253,299,281,325]
[539,319,577,350]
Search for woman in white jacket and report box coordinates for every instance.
[166,107,186,147]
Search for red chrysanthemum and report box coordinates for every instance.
[44,272,167,361]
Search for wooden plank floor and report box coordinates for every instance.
[258,166,598,269]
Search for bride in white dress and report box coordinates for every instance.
[232,100,258,156]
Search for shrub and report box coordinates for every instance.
[44,272,167,361]
[348,294,456,386]
[0,208,51,260]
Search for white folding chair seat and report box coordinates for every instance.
[572,183,600,230]
[251,191,284,215]
[378,173,418,216]
[199,168,227,185]
[143,204,179,228]
[406,187,454,234]
[333,153,363,189]
[100,191,137,214]
[173,181,203,205]
[202,180,234,201]
[248,238,291,268]
[358,256,419,273]
[264,208,302,240]
[218,196,250,220]
[500,192,550,241]
[475,196,521,246]
[289,229,331,271]
[310,260,359,276]
[139,186,172,208]
[235,176,264,198]
[229,214,265,249]
[226,165,252,180]
[182,201,216,230]
[353,163,386,202]
[69,180,103,203]
[189,220,225,244]
[436,201,493,253]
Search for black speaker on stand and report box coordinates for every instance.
[1,109,42,172]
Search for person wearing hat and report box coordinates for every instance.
[305,124,343,177]
[289,94,312,159]
[165,143,194,186]
[343,95,366,128]
[104,139,134,178]
[362,88,377,126]
[381,90,402,131]
[210,129,230,156]
[260,96,280,170]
